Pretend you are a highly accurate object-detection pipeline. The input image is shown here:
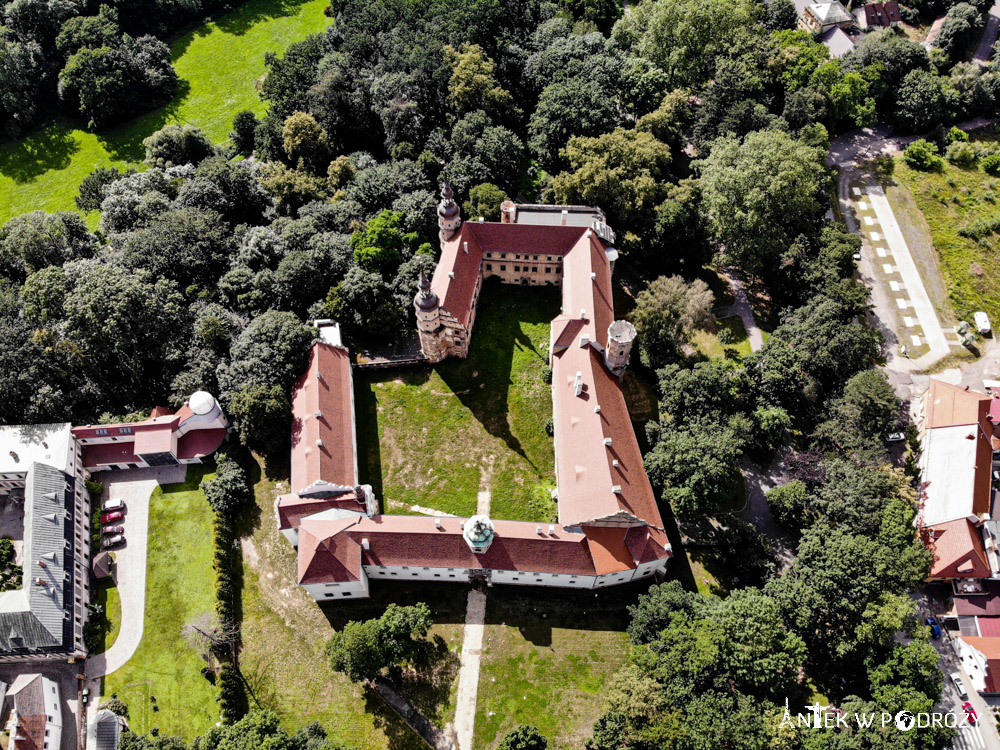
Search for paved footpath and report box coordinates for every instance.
[862,184,952,365]
[453,589,487,750]
[721,271,764,353]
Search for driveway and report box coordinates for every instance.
[84,465,186,681]
[828,117,999,168]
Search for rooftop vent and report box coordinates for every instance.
[536,525,543,535]
[435,518,442,529]
[612,485,622,494]
[603,438,613,447]
[579,334,590,348]
[574,371,583,396]
[314,410,322,419]
[548,525,556,535]
[361,538,370,550]
[594,405,601,414]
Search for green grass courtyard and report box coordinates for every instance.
[355,282,560,521]
[0,0,331,223]
[103,466,219,740]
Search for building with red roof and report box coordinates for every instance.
[72,391,228,472]
[279,191,671,601]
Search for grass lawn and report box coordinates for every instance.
[238,465,462,749]
[690,315,753,361]
[892,137,1000,327]
[0,0,331,223]
[474,585,644,750]
[355,282,559,521]
[89,577,122,655]
[103,466,218,740]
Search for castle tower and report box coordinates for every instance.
[414,269,448,363]
[463,515,495,554]
[604,320,636,378]
[438,181,461,244]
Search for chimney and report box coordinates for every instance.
[316,372,323,380]
[580,308,586,319]
[548,525,555,535]
[316,439,324,447]
[463,241,468,253]
[536,525,543,535]
[448,272,455,279]
[586,229,592,238]
[612,485,622,494]
[579,334,590,348]
[314,410,322,419]
[574,372,583,396]
[603,437,612,447]
[594,405,601,413]
[561,209,568,226]
[361,538,370,550]
[612,459,619,467]
[590,272,596,281]
[435,518,442,529]
[478,217,484,223]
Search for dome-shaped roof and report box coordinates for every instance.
[414,270,439,310]
[189,391,217,415]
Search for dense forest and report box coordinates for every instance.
[0,0,991,745]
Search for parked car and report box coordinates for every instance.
[852,252,862,261]
[102,534,125,549]
[887,431,906,443]
[974,311,991,335]
[100,511,124,524]
[102,498,125,512]
[101,524,124,535]
[962,701,978,724]
[926,617,942,639]
[950,671,968,698]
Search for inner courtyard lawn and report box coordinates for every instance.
[355,283,560,521]
[103,466,218,740]
[0,0,331,223]
[893,130,1000,327]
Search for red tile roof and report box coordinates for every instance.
[922,519,991,579]
[298,516,364,584]
[978,618,1000,637]
[924,379,993,434]
[276,492,364,530]
[176,428,226,460]
[290,342,357,495]
[956,583,1000,616]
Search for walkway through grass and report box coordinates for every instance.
[0,0,330,223]
[103,466,218,740]
[355,283,560,521]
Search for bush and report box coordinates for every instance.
[497,725,549,750]
[946,140,978,168]
[717,326,737,345]
[230,110,259,156]
[143,124,215,168]
[103,698,129,718]
[217,663,248,724]
[947,126,970,143]
[903,139,941,171]
[982,153,1000,175]
[200,453,252,516]
[544,417,554,436]
[541,366,552,384]
[766,480,808,530]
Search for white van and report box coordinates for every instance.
[102,498,125,512]
[974,311,991,335]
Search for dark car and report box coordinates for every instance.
[102,534,125,549]
[101,511,124,524]
[927,617,942,639]
[102,524,124,535]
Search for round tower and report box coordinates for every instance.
[463,515,495,554]
[604,320,636,378]
[438,181,461,244]
[414,270,447,363]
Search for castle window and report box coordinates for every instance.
[515,254,520,259]
[500,265,506,271]
[514,266,520,272]
[531,267,537,273]
[547,255,553,261]
[556,267,562,274]
[486,263,492,271]
[545,267,551,274]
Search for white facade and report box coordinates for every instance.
[303,570,371,600]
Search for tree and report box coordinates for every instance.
[442,43,514,117]
[562,0,621,32]
[282,111,330,173]
[528,77,620,168]
[894,69,955,133]
[627,580,703,644]
[814,369,899,453]
[142,124,215,168]
[217,310,314,398]
[553,128,671,232]
[496,726,549,750]
[326,603,433,682]
[191,710,356,750]
[763,0,797,30]
[4,0,79,47]
[630,275,713,368]
[0,38,46,138]
[632,0,762,88]
[699,129,828,284]
[230,110,259,156]
[258,162,326,216]
[227,385,291,454]
[76,166,128,212]
[200,453,252,516]
[464,183,508,221]
[326,266,405,339]
[636,89,693,151]
[0,210,95,281]
[56,5,119,55]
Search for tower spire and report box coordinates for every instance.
[438,181,461,244]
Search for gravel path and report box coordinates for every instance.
[453,589,486,750]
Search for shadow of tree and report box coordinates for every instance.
[395,634,460,724]
[97,79,194,163]
[214,0,320,36]
[0,123,80,183]
[362,686,429,750]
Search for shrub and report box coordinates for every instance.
[541,366,552,384]
[544,417,554,436]
[143,124,215,168]
[497,725,549,750]
[717,326,737,345]
[200,453,252,516]
[104,698,129,718]
[217,663,248,724]
[947,126,969,143]
[946,140,977,168]
[903,139,941,171]
[983,153,1000,176]
[230,110,259,156]
[766,480,808,530]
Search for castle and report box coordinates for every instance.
[276,187,671,600]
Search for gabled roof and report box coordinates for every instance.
[807,1,852,24]
[922,519,991,579]
[276,492,364,531]
[918,423,993,526]
[923,379,993,433]
[298,516,364,584]
[290,342,357,496]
